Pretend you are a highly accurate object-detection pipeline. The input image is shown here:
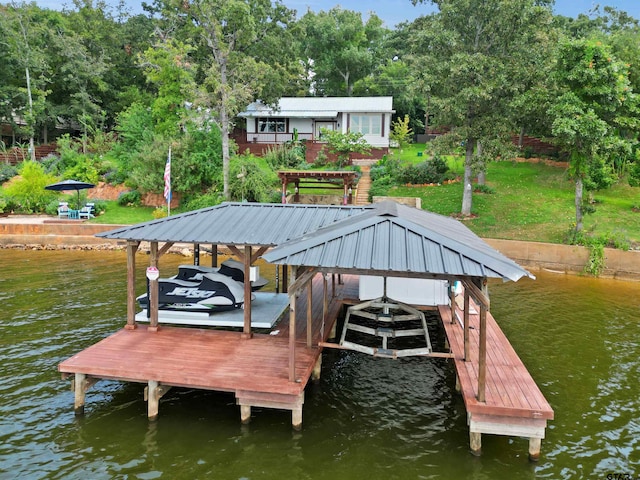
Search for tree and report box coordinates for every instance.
[158,0,299,200]
[320,128,370,167]
[300,7,387,96]
[390,114,413,150]
[549,38,638,233]
[411,0,554,215]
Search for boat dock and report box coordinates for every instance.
[60,273,553,459]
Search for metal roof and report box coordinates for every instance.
[262,201,534,282]
[239,97,394,118]
[96,202,371,246]
[98,201,532,282]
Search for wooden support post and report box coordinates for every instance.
[312,355,322,381]
[126,241,139,329]
[529,437,542,462]
[470,432,482,456]
[194,243,200,265]
[450,281,456,324]
[288,267,297,382]
[331,273,336,298]
[146,380,160,420]
[281,178,287,204]
[292,406,303,431]
[477,304,487,402]
[242,246,253,339]
[73,373,86,415]
[455,374,461,393]
[463,290,470,361]
[282,265,288,294]
[240,405,251,424]
[149,242,159,332]
[323,274,331,340]
[306,280,313,347]
[211,244,218,267]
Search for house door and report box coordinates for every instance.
[315,121,336,140]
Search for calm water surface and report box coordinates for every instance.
[0,250,638,479]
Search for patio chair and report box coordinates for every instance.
[57,202,70,219]
[78,205,94,219]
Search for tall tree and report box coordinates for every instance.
[412,0,554,215]
[157,0,299,199]
[549,38,638,233]
[301,7,387,96]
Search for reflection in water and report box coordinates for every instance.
[0,250,638,479]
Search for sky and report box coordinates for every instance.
[25,0,640,27]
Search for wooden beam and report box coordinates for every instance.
[126,241,140,329]
[250,246,269,264]
[462,279,490,309]
[243,246,252,339]
[288,267,317,294]
[226,245,244,262]
[157,241,174,258]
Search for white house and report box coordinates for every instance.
[238,96,394,149]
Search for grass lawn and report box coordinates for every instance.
[392,160,640,246]
[85,150,639,248]
[89,201,157,224]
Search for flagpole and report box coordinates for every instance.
[164,146,172,217]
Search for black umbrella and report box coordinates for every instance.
[45,179,95,210]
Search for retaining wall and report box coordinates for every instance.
[1,221,639,281]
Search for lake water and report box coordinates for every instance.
[0,249,638,479]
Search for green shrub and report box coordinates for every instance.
[474,184,496,194]
[397,156,449,185]
[523,146,534,159]
[182,189,225,210]
[368,175,395,202]
[230,155,278,203]
[118,190,141,206]
[3,161,59,213]
[0,163,18,183]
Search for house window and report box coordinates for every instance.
[258,118,286,133]
[350,115,382,136]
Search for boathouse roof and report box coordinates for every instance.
[97,201,533,282]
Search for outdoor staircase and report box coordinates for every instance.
[352,158,378,206]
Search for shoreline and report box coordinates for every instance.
[1,215,639,282]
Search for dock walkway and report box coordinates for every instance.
[438,302,554,460]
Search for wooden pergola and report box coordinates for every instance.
[278,170,357,205]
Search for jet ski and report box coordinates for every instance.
[173,259,269,291]
[137,272,248,312]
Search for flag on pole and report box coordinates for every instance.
[163,147,171,202]
[164,146,171,216]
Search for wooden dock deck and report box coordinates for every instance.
[438,301,554,460]
[59,273,357,427]
[59,273,553,459]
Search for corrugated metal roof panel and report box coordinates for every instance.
[263,201,533,281]
[97,203,371,246]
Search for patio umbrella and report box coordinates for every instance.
[45,179,95,209]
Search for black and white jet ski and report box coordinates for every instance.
[137,272,248,312]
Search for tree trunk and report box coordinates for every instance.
[476,140,485,186]
[574,176,584,232]
[461,138,474,216]
[25,66,36,161]
[518,125,525,149]
[220,60,230,200]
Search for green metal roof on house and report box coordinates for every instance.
[97,201,533,282]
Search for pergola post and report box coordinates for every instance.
[126,241,139,329]
[281,177,287,203]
